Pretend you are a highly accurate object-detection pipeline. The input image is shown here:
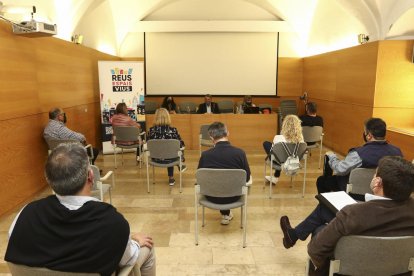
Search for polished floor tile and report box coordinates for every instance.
[0,148,332,275]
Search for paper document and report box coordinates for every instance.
[317,191,357,213]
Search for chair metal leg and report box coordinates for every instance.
[195,190,198,245]
[240,207,243,228]
[114,146,117,169]
[302,153,307,198]
[108,188,112,205]
[179,160,182,193]
[243,199,247,248]
[263,160,267,189]
[202,207,205,227]
[146,158,150,193]
[318,138,323,169]
[269,157,273,199]
[152,166,155,184]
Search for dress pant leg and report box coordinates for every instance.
[316,175,340,194]
[263,141,272,154]
[131,246,156,276]
[294,204,335,241]
[89,147,99,165]
[167,167,174,177]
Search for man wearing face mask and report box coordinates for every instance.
[43,107,99,165]
[280,156,414,275]
[316,117,402,194]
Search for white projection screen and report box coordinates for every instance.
[145,32,278,96]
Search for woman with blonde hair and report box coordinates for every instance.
[147,108,186,186]
[263,114,304,184]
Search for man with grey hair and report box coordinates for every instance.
[44,107,99,165]
[198,122,251,225]
[5,143,155,276]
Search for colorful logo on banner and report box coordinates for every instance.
[111,68,133,92]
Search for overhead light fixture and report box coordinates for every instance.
[358,34,369,44]
[0,1,57,37]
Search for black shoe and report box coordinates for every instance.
[280,216,297,249]
[169,178,175,186]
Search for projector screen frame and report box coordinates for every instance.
[143,32,280,97]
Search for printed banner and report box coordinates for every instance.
[98,61,145,154]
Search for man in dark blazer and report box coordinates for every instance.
[197,94,220,114]
[198,122,250,225]
[280,156,414,275]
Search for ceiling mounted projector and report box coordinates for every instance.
[0,1,57,37]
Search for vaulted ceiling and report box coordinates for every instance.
[2,0,414,57]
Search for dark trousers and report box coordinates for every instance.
[263,141,281,177]
[316,175,341,193]
[295,204,335,241]
[205,196,241,215]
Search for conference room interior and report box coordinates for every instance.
[1,0,414,275]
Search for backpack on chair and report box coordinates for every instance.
[281,142,301,176]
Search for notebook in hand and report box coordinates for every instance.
[316,191,357,214]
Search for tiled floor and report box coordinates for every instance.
[0,147,329,275]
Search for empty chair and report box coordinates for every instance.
[346,167,376,196]
[90,165,114,204]
[264,142,308,198]
[178,102,197,114]
[146,139,184,193]
[199,124,214,156]
[144,101,159,114]
[217,100,234,113]
[7,262,133,276]
[302,126,324,168]
[45,139,94,165]
[327,235,414,276]
[195,168,248,247]
[278,100,298,133]
[112,126,145,168]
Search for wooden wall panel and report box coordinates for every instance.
[387,129,414,160]
[336,43,378,105]
[277,57,303,96]
[0,21,120,216]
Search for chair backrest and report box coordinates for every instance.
[258,103,273,109]
[147,139,180,159]
[279,100,297,117]
[8,262,98,276]
[46,139,80,151]
[196,168,246,197]
[217,100,234,113]
[302,126,323,143]
[178,102,197,113]
[347,168,376,195]
[200,124,211,140]
[144,101,159,114]
[271,142,307,164]
[113,126,141,142]
[331,235,414,276]
[90,165,101,190]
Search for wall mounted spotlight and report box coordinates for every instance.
[71,34,83,44]
[358,34,369,44]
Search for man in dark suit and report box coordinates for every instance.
[198,122,251,225]
[280,156,414,275]
[197,94,220,114]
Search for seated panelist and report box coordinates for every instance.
[197,94,220,114]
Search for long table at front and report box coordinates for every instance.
[145,114,278,150]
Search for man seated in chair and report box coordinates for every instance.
[198,122,251,225]
[197,94,220,114]
[299,102,323,146]
[280,156,414,276]
[317,117,402,194]
[43,107,99,165]
[5,143,156,276]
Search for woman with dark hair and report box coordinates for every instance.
[161,96,180,114]
[147,108,186,186]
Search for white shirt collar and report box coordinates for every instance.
[365,193,391,202]
[56,194,100,210]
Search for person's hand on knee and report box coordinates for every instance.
[131,233,154,248]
